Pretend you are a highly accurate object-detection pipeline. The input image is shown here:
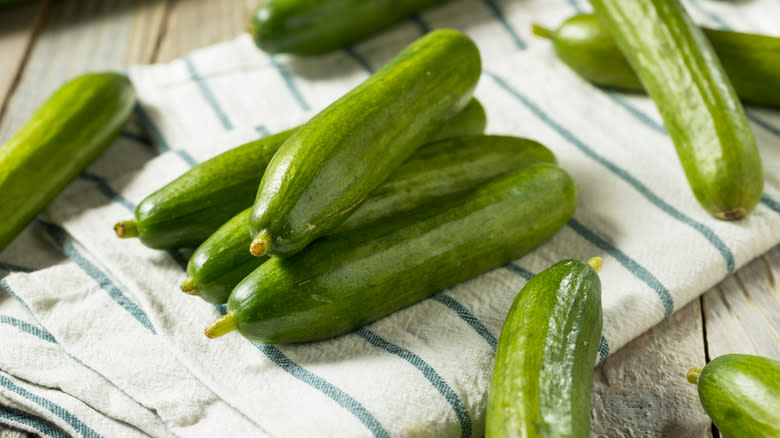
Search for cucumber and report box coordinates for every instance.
[533,14,780,108]
[251,0,452,55]
[183,135,556,304]
[687,354,780,438]
[0,73,135,252]
[486,257,603,438]
[586,0,763,220]
[114,98,486,250]
[204,163,577,343]
[249,29,481,258]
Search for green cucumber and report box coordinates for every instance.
[687,354,780,438]
[204,163,577,343]
[183,135,556,304]
[114,98,486,250]
[587,0,763,220]
[251,0,452,55]
[249,29,481,258]
[0,73,135,252]
[486,257,603,438]
[533,13,780,108]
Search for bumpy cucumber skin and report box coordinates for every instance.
[228,163,577,343]
[251,0,451,55]
[129,99,485,250]
[588,0,763,220]
[550,14,780,108]
[697,354,780,438]
[250,29,481,257]
[0,73,135,251]
[486,259,602,438]
[186,135,555,303]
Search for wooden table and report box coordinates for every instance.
[0,1,777,436]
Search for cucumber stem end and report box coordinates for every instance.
[587,257,603,273]
[686,367,703,384]
[114,220,139,238]
[250,232,269,257]
[180,279,200,296]
[204,312,238,339]
[531,23,554,40]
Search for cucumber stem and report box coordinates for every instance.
[686,367,703,384]
[250,232,269,257]
[587,257,603,273]
[204,312,238,338]
[531,23,554,40]
[114,220,139,238]
[180,278,200,296]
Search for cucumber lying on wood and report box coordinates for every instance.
[1,73,135,251]
[205,164,577,343]
[687,354,780,438]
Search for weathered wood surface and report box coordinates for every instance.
[0,1,778,436]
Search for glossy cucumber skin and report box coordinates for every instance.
[228,164,577,343]
[486,259,602,438]
[588,0,763,220]
[131,98,485,250]
[0,73,135,251]
[186,135,556,303]
[697,354,780,438]
[249,29,481,257]
[251,0,451,55]
[550,14,780,108]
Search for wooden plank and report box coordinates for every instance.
[154,0,262,62]
[0,0,168,142]
[0,1,47,119]
[591,300,711,437]
[702,243,780,360]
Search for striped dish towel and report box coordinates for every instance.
[1,0,779,436]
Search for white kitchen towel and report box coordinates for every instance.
[2,0,780,437]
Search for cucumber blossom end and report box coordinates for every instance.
[180,279,200,296]
[250,232,269,257]
[715,207,747,221]
[205,312,238,339]
[114,220,138,238]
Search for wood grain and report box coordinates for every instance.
[0,1,47,121]
[702,244,780,360]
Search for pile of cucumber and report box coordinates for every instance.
[1,0,777,435]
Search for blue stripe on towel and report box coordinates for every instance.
[411,14,431,35]
[253,343,390,438]
[0,315,56,344]
[486,71,736,275]
[568,218,674,317]
[344,47,375,74]
[118,131,153,146]
[35,221,157,333]
[269,55,311,111]
[429,294,498,350]
[78,172,136,212]
[761,195,780,215]
[503,262,534,281]
[133,105,199,167]
[747,112,780,137]
[0,375,103,438]
[354,327,472,438]
[598,335,610,363]
[183,56,234,131]
[0,404,72,438]
[481,0,526,49]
